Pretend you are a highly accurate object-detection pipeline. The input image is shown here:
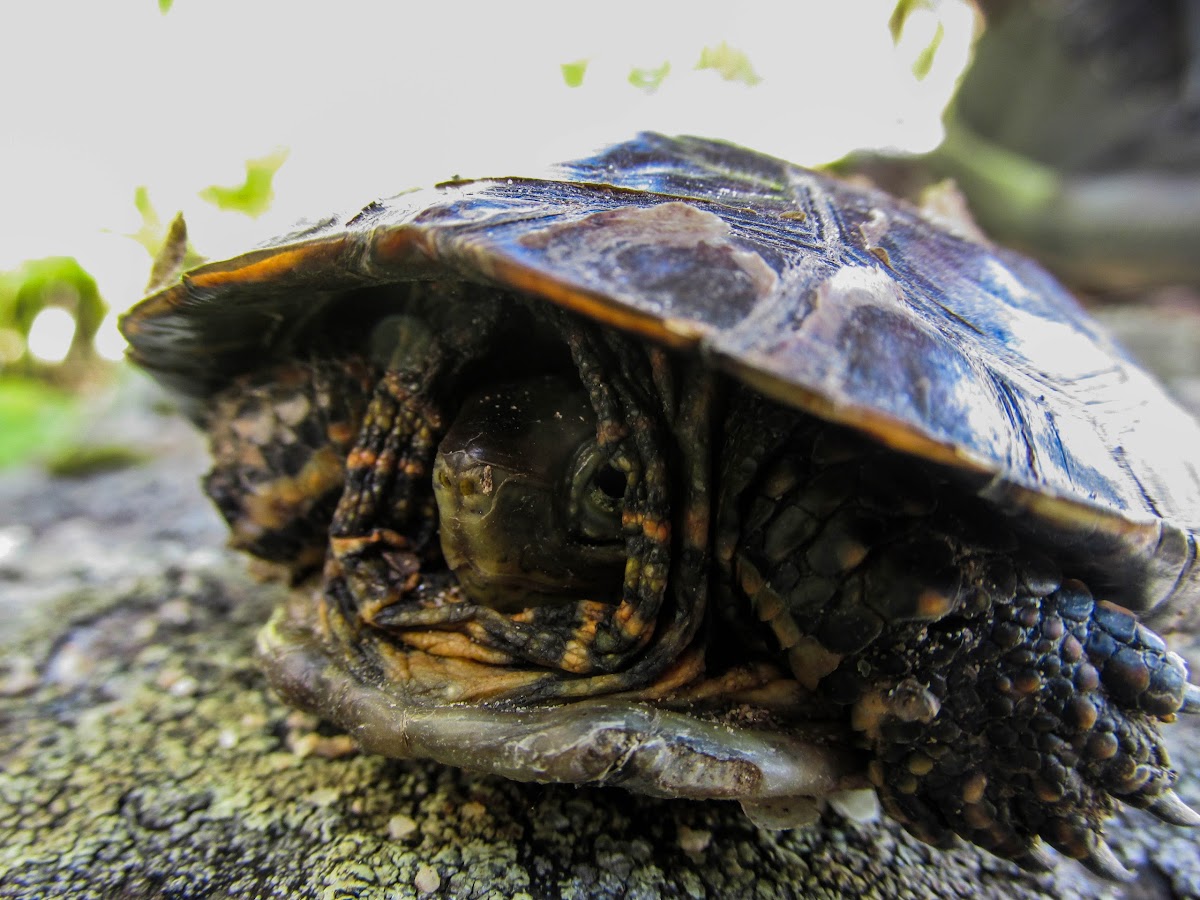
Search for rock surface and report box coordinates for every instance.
[3,303,1200,899]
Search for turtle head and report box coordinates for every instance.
[432,375,627,612]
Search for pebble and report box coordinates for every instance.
[414,863,440,894]
[387,814,419,840]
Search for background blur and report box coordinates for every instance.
[4,0,1196,470]
[0,0,975,468]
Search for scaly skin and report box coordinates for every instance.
[859,581,1191,878]
[203,357,374,576]
[200,287,1198,878]
[723,387,1197,878]
[207,295,710,699]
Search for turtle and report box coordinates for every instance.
[120,133,1200,880]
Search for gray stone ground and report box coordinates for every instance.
[2,302,1200,899]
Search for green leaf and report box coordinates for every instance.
[561,59,589,88]
[696,42,762,86]
[888,0,934,43]
[889,0,945,80]
[0,257,102,344]
[199,148,289,218]
[628,61,671,92]
[0,377,78,469]
[159,0,173,12]
[128,186,163,258]
[911,21,945,80]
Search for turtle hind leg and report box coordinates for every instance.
[203,357,375,579]
[855,567,1198,879]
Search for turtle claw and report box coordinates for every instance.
[1078,840,1135,883]
[1145,790,1200,827]
[859,583,1193,881]
[1015,842,1057,873]
[1182,682,1200,714]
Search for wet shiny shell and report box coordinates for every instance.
[120,133,1200,624]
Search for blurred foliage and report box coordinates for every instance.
[0,147,284,469]
[889,0,935,41]
[889,0,947,80]
[128,185,162,256]
[199,148,289,217]
[696,42,761,86]
[0,258,109,470]
[0,257,105,373]
[628,61,672,92]
[0,378,78,469]
[45,443,152,478]
[561,59,589,88]
[910,22,945,79]
[576,43,761,93]
[869,0,1200,290]
[2,1,968,471]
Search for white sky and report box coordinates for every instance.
[0,0,975,312]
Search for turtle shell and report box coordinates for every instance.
[120,132,1200,624]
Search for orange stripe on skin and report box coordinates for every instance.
[617,645,706,700]
[640,516,670,543]
[329,528,410,557]
[374,637,548,703]
[346,447,379,470]
[315,594,334,640]
[557,606,609,673]
[666,660,784,704]
[597,421,628,445]
[619,611,650,643]
[358,595,399,624]
[577,600,612,623]
[329,536,374,555]
[399,629,515,665]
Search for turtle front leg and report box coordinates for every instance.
[727,412,1199,878]
[323,367,445,628]
[850,570,1199,879]
[318,295,507,636]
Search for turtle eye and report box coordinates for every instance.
[571,448,626,542]
[593,462,627,502]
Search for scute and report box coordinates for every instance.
[120,133,1200,617]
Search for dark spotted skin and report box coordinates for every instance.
[865,582,1186,871]
[721,388,1193,875]
[204,357,375,576]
